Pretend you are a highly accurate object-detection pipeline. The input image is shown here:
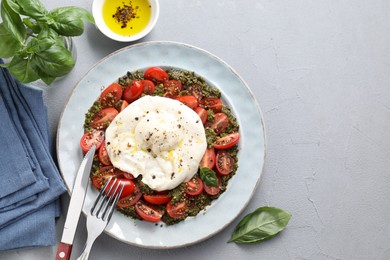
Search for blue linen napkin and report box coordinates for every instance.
[0,62,67,250]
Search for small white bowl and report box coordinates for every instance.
[92,0,159,42]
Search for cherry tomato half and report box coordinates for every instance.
[194,107,207,125]
[200,148,216,169]
[123,80,144,103]
[166,201,187,219]
[119,100,129,111]
[204,176,222,196]
[216,150,235,175]
[187,84,203,101]
[163,80,182,98]
[214,132,240,149]
[100,83,123,108]
[117,184,142,208]
[98,142,111,166]
[91,166,116,190]
[141,79,155,94]
[175,95,199,109]
[135,201,163,222]
[80,130,104,153]
[210,112,230,134]
[143,193,171,205]
[199,97,223,113]
[185,177,204,196]
[106,178,136,199]
[144,67,169,83]
[90,107,119,130]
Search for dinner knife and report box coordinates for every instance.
[56,146,96,260]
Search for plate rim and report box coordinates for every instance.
[56,40,267,248]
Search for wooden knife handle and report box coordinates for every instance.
[55,242,72,260]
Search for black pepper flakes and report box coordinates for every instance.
[113,2,138,29]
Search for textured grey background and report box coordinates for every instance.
[1,0,390,259]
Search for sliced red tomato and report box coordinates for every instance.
[166,201,187,219]
[210,112,230,134]
[141,79,155,94]
[135,201,163,222]
[117,184,142,208]
[143,193,171,205]
[163,80,182,98]
[216,150,235,175]
[175,95,199,109]
[194,107,207,124]
[91,166,116,190]
[121,171,135,179]
[119,100,129,111]
[214,132,240,149]
[144,67,169,83]
[90,107,119,130]
[98,142,111,166]
[80,130,104,153]
[187,84,203,101]
[100,83,123,108]
[106,178,136,199]
[200,148,216,169]
[119,179,136,198]
[199,97,223,113]
[204,176,222,196]
[185,177,204,196]
[123,80,144,103]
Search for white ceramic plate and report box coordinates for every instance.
[57,41,265,248]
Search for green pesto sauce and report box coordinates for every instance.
[205,127,217,148]
[167,69,221,98]
[118,70,144,87]
[84,67,240,226]
[221,106,239,134]
[83,100,102,133]
[136,177,154,195]
[153,83,165,97]
[168,183,185,204]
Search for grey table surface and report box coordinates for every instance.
[1,0,390,259]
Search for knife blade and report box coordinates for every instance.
[56,146,96,260]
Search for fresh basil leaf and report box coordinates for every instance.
[228,207,291,244]
[199,167,218,187]
[35,68,56,85]
[26,37,55,54]
[8,0,47,19]
[1,0,26,43]
[0,23,21,58]
[4,0,20,13]
[32,44,75,77]
[37,27,65,47]
[63,6,95,25]
[48,7,89,36]
[7,55,40,83]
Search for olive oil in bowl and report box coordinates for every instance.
[93,0,159,42]
[103,0,151,37]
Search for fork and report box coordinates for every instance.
[77,178,124,260]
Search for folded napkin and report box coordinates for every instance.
[0,61,66,250]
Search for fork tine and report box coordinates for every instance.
[100,179,120,219]
[90,176,113,214]
[104,183,124,222]
[97,178,118,217]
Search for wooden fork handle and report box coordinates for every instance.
[55,242,72,260]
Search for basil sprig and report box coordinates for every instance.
[199,167,218,187]
[228,207,291,244]
[0,0,94,85]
